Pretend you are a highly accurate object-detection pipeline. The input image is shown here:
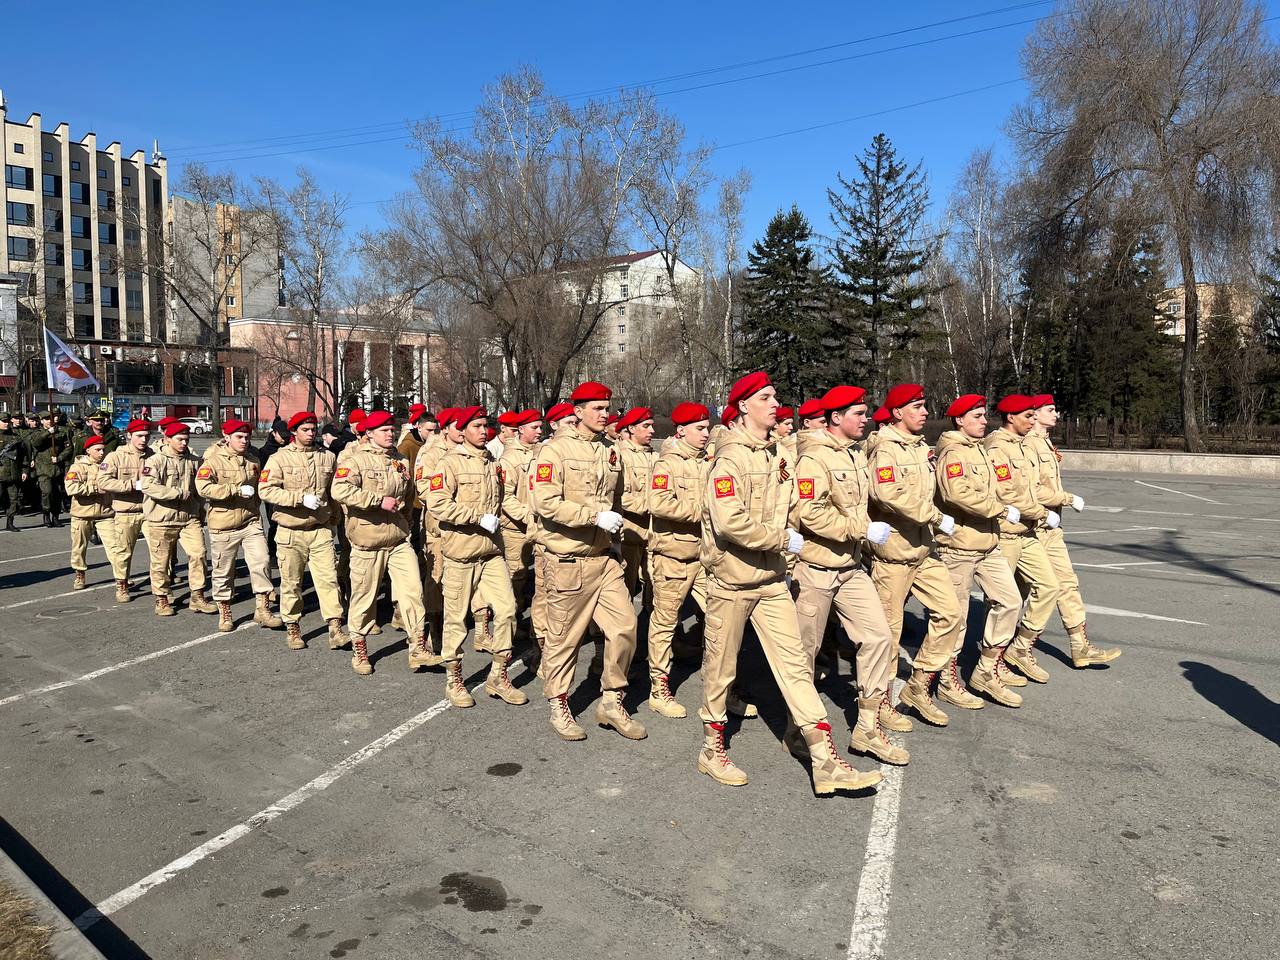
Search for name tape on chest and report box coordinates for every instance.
[713,476,735,498]
[797,478,815,499]
[876,465,896,484]
[945,462,963,478]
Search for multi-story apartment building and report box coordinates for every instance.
[1157,283,1255,339]
[588,249,699,357]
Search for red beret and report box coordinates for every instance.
[570,381,612,403]
[721,406,740,426]
[486,426,497,442]
[83,435,104,450]
[871,406,890,425]
[348,408,367,424]
[408,403,428,424]
[727,371,772,410]
[164,421,190,437]
[125,418,151,434]
[497,411,521,427]
[820,385,867,413]
[616,407,652,431]
[797,398,825,420]
[157,416,178,429]
[288,411,317,430]
[362,410,395,431]
[516,408,543,426]
[884,383,925,412]
[670,402,710,426]
[546,402,574,423]
[434,408,454,428]
[1030,393,1055,408]
[776,405,794,420]
[995,394,1036,415]
[221,419,252,436]
[455,405,488,428]
[945,394,987,418]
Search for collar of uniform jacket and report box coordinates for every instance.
[674,437,706,461]
[458,441,491,460]
[574,421,605,443]
[883,422,925,447]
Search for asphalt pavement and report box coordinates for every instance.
[0,470,1276,960]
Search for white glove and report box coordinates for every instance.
[302,493,321,510]
[785,528,805,555]
[133,479,143,491]
[595,510,624,534]
[938,514,956,536]
[239,484,255,497]
[866,521,891,545]
[1005,504,1020,525]
[1071,495,1084,513]
[479,513,500,533]
[1046,510,1061,529]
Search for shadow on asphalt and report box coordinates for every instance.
[0,560,112,590]
[1180,660,1279,749]
[0,818,154,960]
[1079,532,1280,598]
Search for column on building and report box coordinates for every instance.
[361,339,372,407]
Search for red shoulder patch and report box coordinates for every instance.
[335,467,350,479]
[429,473,444,491]
[652,474,669,490]
[66,471,77,481]
[994,464,1011,482]
[945,462,963,479]
[876,465,896,484]
[713,476,735,499]
[197,466,213,479]
[259,468,270,482]
[535,463,553,483]
[415,465,424,481]
[141,466,152,476]
[797,478,815,500]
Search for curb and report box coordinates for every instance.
[1063,449,1280,479]
[0,847,106,960]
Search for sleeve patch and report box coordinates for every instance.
[652,474,669,490]
[945,462,963,478]
[713,476,735,498]
[429,473,444,491]
[260,469,270,481]
[994,464,1011,482]
[797,478,815,499]
[197,466,213,479]
[66,472,77,481]
[141,466,152,476]
[876,465,896,484]
[535,463,553,483]
[335,467,350,479]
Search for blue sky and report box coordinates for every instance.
[6,1,1277,261]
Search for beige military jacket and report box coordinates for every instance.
[141,447,203,526]
[649,437,708,562]
[258,441,337,530]
[414,437,457,539]
[530,422,621,558]
[331,444,413,549]
[867,424,944,564]
[701,427,792,590]
[616,437,654,546]
[774,433,798,472]
[790,428,870,570]
[195,441,263,532]
[498,438,539,533]
[64,455,114,520]
[983,428,1049,536]
[1025,430,1074,509]
[97,445,146,514]
[933,430,1005,554]
[426,442,503,562]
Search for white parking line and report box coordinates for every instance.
[1083,603,1204,625]
[0,545,103,565]
[1129,509,1280,523]
[1132,480,1225,504]
[74,661,521,930]
[1065,526,1178,536]
[0,582,116,610]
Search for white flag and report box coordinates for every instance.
[43,326,101,394]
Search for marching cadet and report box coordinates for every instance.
[866,383,964,729]
[491,410,520,459]
[772,405,797,465]
[498,409,543,638]
[797,398,826,435]
[259,411,349,652]
[615,406,656,602]
[97,419,151,602]
[933,395,1025,709]
[546,402,578,438]
[605,413,620,441]
[1027,395,1121,668]
[528,403,578,671]
[862,406,890,458]
[0,413,24,531]
[699,371,881,794]
[984,395,1062,685]
[790,385,907,765]
[426,405,526,708]
[142,421,217,617]
[332,410,433,676]
[397,404,433,545]
[195,420,282,633]
[414,407,455,652]
[63,437,114,590]
[30,411,73,527]
[530,381,644,742]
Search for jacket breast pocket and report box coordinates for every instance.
[456,477,482,504]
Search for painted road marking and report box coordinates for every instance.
[1129,509,1280,523]
[1073,554,1271,574]
[1065,526,1178,536]
[1132,480,1225,504]
[0,623,254,708]
[0,545,103,566]
[1083,603,1204,625]
[0,582,116,610]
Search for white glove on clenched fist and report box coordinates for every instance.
[785,528,805,555]
[380,495,400,512]
[938,514,956,536]
[239,484,255,497]
[1005,504,1021,525]
[1071,495,1084,513]
[595,510,624,534]
[1046,510,1061,529]
[479,513,500,534]
[302,493,321,510]
[133,479,143,491]
[866,521,891,545]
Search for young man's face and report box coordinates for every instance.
[463,418,487,448]
[894,398,928,434]
[518,421,542,445]
[1007,410,1035,436]
[295,422,317,445]
[678,420,712,451]
[577,400,610,434]
[167,432,190,454]
[41,417,55,432]
[422,421,438,438]
[957,407,988,440]
[1036,404,1059,429]
[629,419,655,447]
[555,416,579,436]
[742,385,779,432]
[500,425,516,443]
[832,404,869,440]
[774,418,794,438]
[128,430,150,451]
[446,423,464,444]
[369,424,396,449]
[225,430,251,454]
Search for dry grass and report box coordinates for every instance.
[0,879,54,960]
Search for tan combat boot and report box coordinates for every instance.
[898,669,949,727]
[936,658,985,710]
[879,694,914,733]
[154,595,175,618]
[217,600,234,633]
[351,636,373,676]
[327,619,350,650]
[727,688,759,719]
[850,697,910,765]
[548,694,586,741]
[474,607,494,653]
[444,662,476,708]
[408,632,444,670]
[996,649,1028,687]
[595,691,647,740]
[483,653,528,705]
[697,721,748,786]
[285,622,306,650]
[115,579,130,603]
[803,722,883,795]
[1005,632,1049,683]
[72,571,86,590]
[970,648,1023,708]
[367,622,383,636]
[647,675,687,719]
[1069,623,1122,668]
[254,593,284,629]
[188,589,217,614]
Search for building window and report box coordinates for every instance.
[98,169,107,179]
[70,160,81,171]
[43,173,61,197]
[125,270,142,282]
[99,223,116,245]
[126,288,143,311]
[101,316,119,340]
[98,189,114,211]
[45,242,64,266]
[5,201,33,226]
[44,207,63,232]
[70,181,90,205]
[122,175,131,186]
[72,248,92,271]
[617,343,626,353]
[6,237,35,261]
[618,323,626,335]
[100,256,114,275]
[226,295,236,307]
[74,282,94,305]
[4,164,34,190]
[152,179,162,206]
[617,306,625,316]
[1168,302,1181,315]
[12,143,23,154]
[101,286,119,308]
[71,215,90,239]
[620,283,629,298]
[43,151,53,163]
[124,226,140,245]
[74,315,94,338]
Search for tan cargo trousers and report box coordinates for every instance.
[276,525,344,624]
[939,547,1021,654]
[647,553,707,683]
[870,554,962,673]
[421,536,444,616]
[441,554,516,662]
[208,518,273,602]
[793,561,895,702]
[699,578,828,727]
[539,553,637,698]
[348,539,425,639]
[70,517,110,573]
[145,519,207,598]
[1036,526,1086,631]
[102,512,144,581]
[996,532,1060,642]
